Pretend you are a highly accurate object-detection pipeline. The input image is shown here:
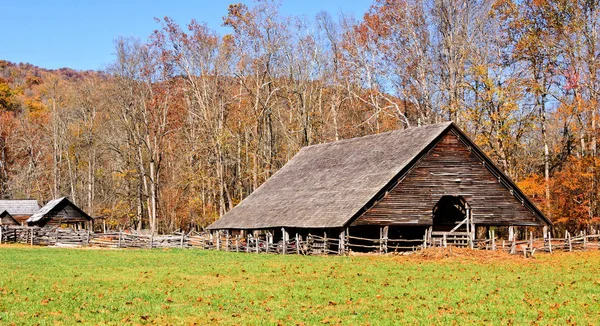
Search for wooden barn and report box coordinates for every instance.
[207,122,551,251]
[0,200,41,225]
[26,197,92,229]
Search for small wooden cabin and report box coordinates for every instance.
[0,200,41,225]
[207,122,550,250]
[26,197,92,229]
[0,210,20,226]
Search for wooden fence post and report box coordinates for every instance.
[180,232,185,248]
[567,232,572,252]
[267,233,272,253]
[509,226,515,254]
[87,230,90,246]
[491,229,496,251]
[548,230,552,254]
[282,228,287,255]
[345,228,350,254]
[529,231,533,251]
[30,228,34,246]
[256,234,259,254]
[236,235,240,252]
[423,228,428,249]
[323,232,328,254]
[246,234,250,253]
[382,226,389,254]
[583,231,587,251]
[118,230,122,248]
[338,231,344,255]
[226,233,230,252]
[215,231,220,251]
[297,233,301,255]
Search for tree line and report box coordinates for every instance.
[0,0,598,233]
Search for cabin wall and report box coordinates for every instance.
[29,204,90,228]
[51,205,86,219]
[13,215,30,225]
[0,214,19,226]
[353,131,544,227]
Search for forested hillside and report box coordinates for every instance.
[0,0,598,233]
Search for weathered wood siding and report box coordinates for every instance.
[353,130,544,226]
[36,205,89,227]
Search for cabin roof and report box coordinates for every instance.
[0,210,20,225]
[26,197,91,224]
[0,199,40,216]
[208,122,460,230]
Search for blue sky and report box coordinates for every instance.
[1,0,371,71]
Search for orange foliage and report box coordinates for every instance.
[520,157,600,232]
[517,174,548,211]
[551,157,599,231]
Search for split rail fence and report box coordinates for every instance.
[1,226,599,256]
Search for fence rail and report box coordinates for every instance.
[1,226,599,256]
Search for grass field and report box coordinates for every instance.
[0,246,599,325]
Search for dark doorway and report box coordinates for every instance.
[432,195,468,231]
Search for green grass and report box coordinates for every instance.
[0,246,599,325]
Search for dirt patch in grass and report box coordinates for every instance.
[403,247,532,263]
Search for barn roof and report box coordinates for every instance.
[0,200,40,216]
[208,122,459,230]
[26,197,91,224]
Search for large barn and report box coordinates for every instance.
[207,122,550,250]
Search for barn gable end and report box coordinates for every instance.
[353,129,547,227]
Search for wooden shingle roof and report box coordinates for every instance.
[0,200,40,216]
[208,122,456,230]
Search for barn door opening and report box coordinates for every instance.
[432,195,469,232]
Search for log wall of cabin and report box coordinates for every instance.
[353,131,544,227]
[0,213,19,226]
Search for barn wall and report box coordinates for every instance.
[353,131,544,227]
